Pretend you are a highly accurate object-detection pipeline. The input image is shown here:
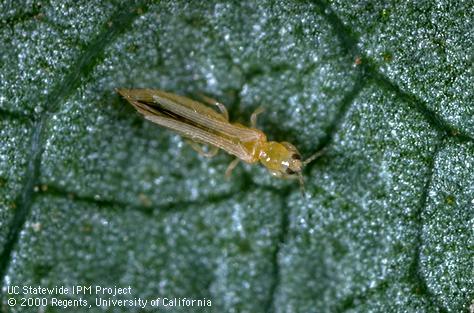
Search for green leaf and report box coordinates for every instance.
[1,1,472,312]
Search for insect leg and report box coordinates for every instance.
[198,94,229,121]
[187,140,219,158]
[250,106,265,128]
[225,158,240,178]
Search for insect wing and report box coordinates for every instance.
[120,89,262,143]
[143,113,254,162]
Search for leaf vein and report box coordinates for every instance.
[314,0,473,143]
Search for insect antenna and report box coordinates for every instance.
[299,149,325,197]
[298,172,306,197]
[303,149,325,166]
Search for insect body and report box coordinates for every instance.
[117,88,321,190]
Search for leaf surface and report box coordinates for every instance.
[1,1,472,312]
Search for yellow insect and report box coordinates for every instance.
[117,88,322,192]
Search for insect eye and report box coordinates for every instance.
[292,153,301,160]
[286,168,296,175]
